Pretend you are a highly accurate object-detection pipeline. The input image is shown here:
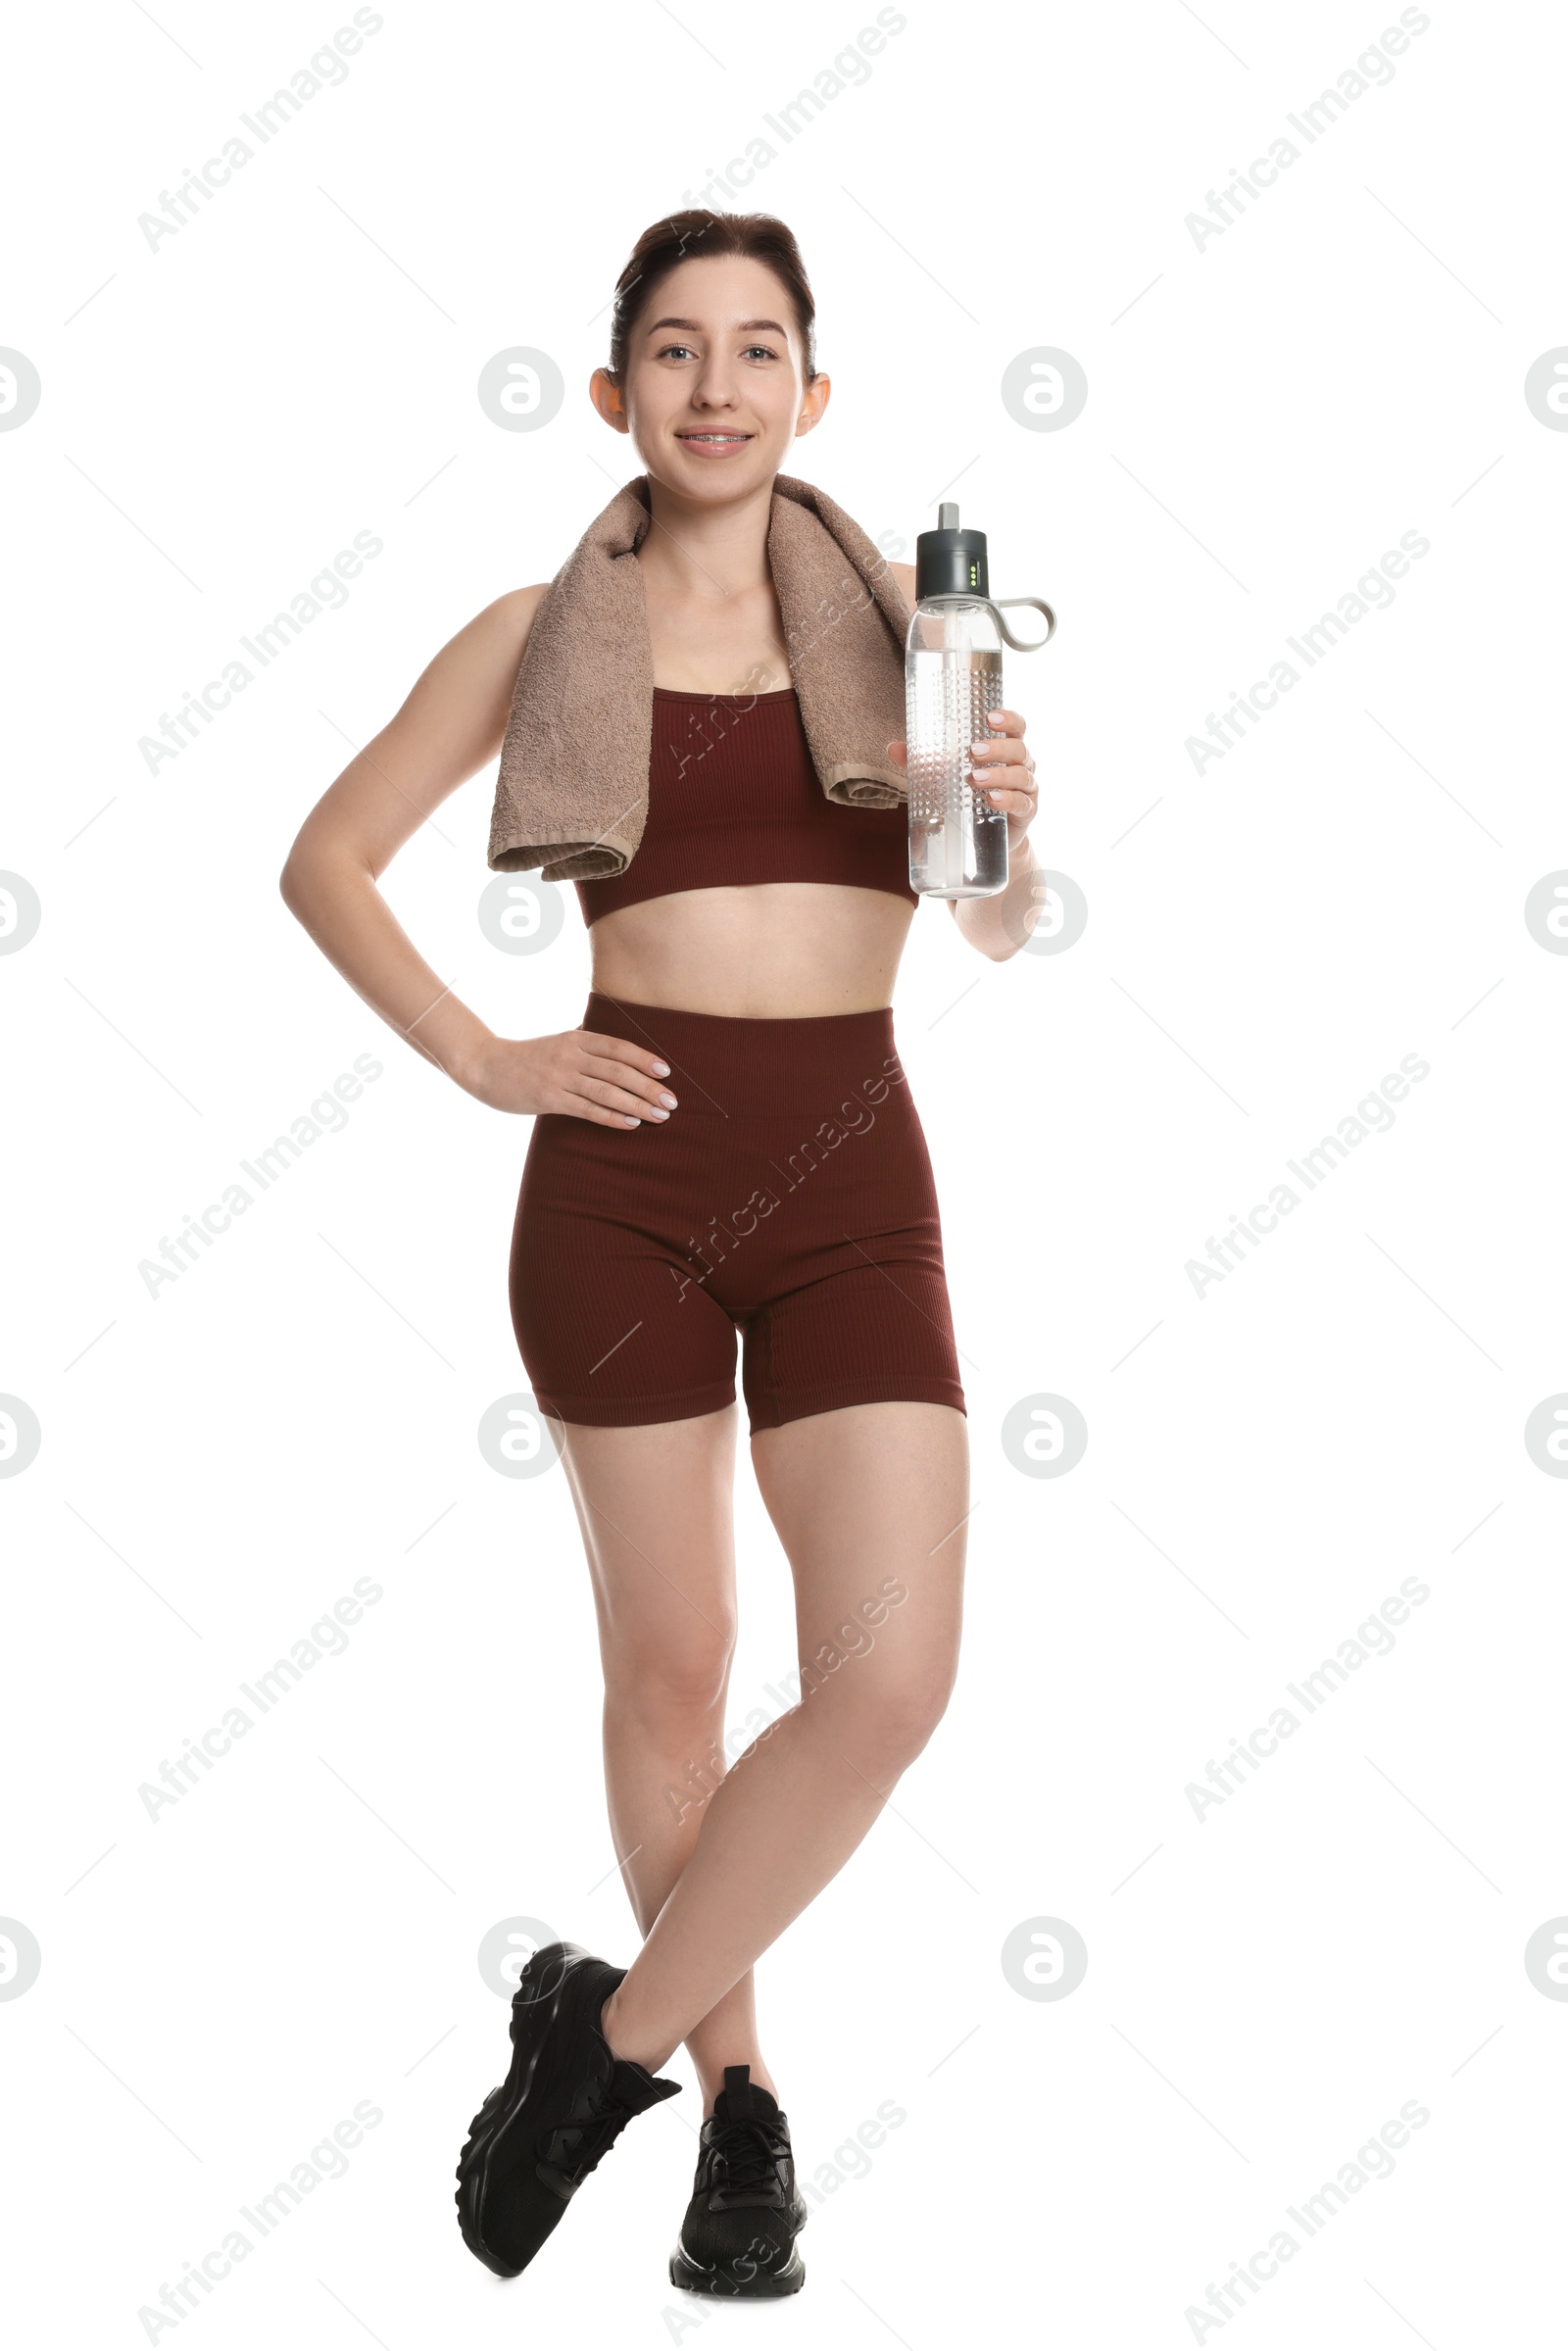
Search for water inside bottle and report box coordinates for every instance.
[906,646,1006,896]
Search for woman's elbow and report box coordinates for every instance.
[278,832,335,922]
[278,844,310,916]
[280,827,380,924]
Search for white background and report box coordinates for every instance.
[4,1,1565,2343]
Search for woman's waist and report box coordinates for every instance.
[585,880,911,1022]
[575,988,910,1119]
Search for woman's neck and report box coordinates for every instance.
[635,472,777,608]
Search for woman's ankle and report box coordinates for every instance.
[599,1984,669,2076]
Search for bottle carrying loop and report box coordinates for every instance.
[993,597,1055,654]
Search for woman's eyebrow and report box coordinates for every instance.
[645,317,788,336]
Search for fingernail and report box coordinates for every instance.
[652,1060,670,1076]
[986,709,1004,719]
[659,1092,677,1108]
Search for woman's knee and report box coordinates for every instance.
[603,1620,737,1726]
[828,1652,959,1782]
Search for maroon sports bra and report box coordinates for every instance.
[572,686,916,928]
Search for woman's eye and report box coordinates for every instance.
[655,341,779,363]
[649,340,780,362]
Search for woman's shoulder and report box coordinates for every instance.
[477,581,553,657]
[412,583,552,706]
[381,583,554,757]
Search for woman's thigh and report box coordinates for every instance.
[749,1400,970,1741]
[550,1406,741,1697]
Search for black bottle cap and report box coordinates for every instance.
[914,502,989,600]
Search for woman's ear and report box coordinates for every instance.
[589,367,629,434]
[795,371,832,436]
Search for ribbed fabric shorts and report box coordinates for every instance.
[509,992,966,1434]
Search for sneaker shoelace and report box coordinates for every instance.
[704,2112,791,2201]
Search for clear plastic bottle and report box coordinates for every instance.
[905,504,1055,899]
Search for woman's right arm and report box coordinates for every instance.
[278,589,677,1130]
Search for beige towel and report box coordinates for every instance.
[488,471,910,879]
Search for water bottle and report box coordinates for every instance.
[906,504,1055,898]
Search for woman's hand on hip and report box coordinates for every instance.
[460,1031,679,1127]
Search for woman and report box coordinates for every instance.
[279,209,1041,2298]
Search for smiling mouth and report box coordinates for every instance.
[675,429,753,446]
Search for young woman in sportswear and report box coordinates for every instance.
[280,209,1041,2298]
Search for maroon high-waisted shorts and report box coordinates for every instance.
[509,992,966,1434]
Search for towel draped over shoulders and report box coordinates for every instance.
[487,471,910,881]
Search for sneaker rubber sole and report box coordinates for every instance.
[669,2186,808,2299]
[668,2236,807,2297]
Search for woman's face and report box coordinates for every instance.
[592,253,830,497]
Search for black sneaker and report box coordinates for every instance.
[668,2065,808,2297]
[456,1939,680,2278]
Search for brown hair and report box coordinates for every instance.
[604,210,818,386]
